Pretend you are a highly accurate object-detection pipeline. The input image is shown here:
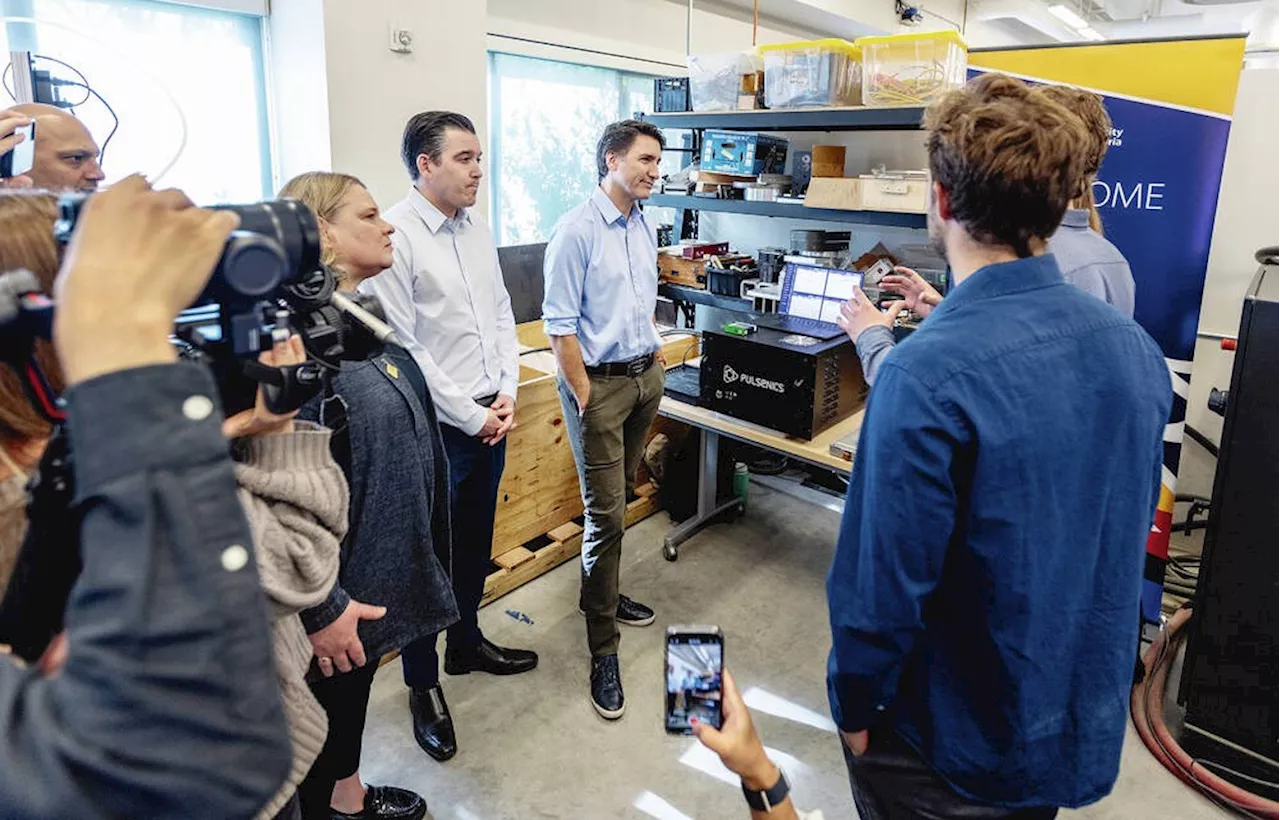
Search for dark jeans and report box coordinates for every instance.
[297,660,380,820]
[843,731,1060,820]
[401,422,507,690]
[558,361,664,657]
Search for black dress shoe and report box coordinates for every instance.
[444,637,538,676]
[590,654,625,720]
[578,594,656,627]
[330,785,426,820]
[409,685,456,762]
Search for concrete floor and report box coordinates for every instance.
[359,479,1231,820]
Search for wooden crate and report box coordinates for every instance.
[659,254,708,289]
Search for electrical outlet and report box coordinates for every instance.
[389,27,414,53]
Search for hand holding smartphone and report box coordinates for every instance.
[0,115,35,179]
[665,625,724,734]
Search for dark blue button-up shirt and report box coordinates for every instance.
[827,254,1171,809]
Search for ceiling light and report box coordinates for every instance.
[1079,26,1106,40]
[1048,4,1091,28]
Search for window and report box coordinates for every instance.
[488,52,674,246]
[1,0,271,203]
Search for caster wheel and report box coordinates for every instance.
[663,543,678,562]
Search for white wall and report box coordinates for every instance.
[1184,66,1279,446]
[486,0,812,73]
[486,0,1021,74]
[271,0,489,211]
[268,0,331,190]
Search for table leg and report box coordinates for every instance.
[663,427,744,561]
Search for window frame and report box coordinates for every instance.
[486,49,669,245]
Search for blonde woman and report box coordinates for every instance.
[281,172,457,820]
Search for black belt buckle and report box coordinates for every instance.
[626,356,651,378]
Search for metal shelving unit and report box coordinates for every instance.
[647,193,926,229]
[640,106,926,132]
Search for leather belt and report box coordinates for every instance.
[586,353,655,378]
[474,393,499,407]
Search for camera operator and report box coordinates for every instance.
[0,175,292,817]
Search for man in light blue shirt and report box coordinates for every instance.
[543,119,667,721]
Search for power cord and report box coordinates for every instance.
[2,54,118,163]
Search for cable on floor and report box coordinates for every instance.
[1131,606,1279,819]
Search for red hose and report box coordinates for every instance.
[1131,606,1279,818]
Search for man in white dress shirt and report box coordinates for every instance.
[361,111,537,765]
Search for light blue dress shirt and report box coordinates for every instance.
[542,187,662,367]
[1048,208,1136,318]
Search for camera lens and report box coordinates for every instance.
[213,200,322,291]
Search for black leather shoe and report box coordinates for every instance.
[616,594,655,627]
[590,654,625,720]
[578,594,656,627]
[330,784,426,820]
[409,685,456,762]
[444,637,538,676]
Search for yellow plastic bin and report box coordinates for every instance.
[858,31,968,107]
[760,39,862,109]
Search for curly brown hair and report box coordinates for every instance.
[0,191,65,450]
[1036,84,1111,188]
[924,73,1089,257]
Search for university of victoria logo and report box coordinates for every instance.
[723,364,785,394]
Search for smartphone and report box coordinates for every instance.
[665,625,724,735]
[0,122,35,179]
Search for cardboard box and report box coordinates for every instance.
[858,175,929,213]
[803,177,863,210]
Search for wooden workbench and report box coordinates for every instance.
[655,384,863,561]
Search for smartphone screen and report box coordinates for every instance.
[0,122,35,178]
[665,626,724,734]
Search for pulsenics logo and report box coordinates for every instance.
[723,365,785,394]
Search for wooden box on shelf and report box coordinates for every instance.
[659,253,709,289]
[803,177,864,211]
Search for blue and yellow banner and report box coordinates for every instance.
[971,37,1246,623]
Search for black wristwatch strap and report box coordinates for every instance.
[742,767,790,813]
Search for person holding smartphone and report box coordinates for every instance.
[692,669,822,820]
[7,104,104,193]
[0,107,34,189]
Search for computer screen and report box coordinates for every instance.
[778,263,865,324]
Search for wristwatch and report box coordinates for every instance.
[742,767,790,813]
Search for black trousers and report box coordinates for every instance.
[297,661,380,820]
[843,732,1059,820]
[400,424,506,690]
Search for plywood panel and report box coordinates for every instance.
[491,372,584,558]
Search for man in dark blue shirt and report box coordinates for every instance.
[827,75,1171,818]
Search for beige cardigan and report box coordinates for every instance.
[233,424,347,820]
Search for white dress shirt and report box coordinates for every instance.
[362,187,519,436]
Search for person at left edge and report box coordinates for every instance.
[359,111,537,764]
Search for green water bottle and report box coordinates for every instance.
[732,462,749,506]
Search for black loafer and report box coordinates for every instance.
[409,685,456,762]
[590,654,625,720]
[330,785,426,820]
[444,637,538,676]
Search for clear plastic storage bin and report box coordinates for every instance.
[760,39,862,109]
[858,31,968,107]
[688,51,762,112]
